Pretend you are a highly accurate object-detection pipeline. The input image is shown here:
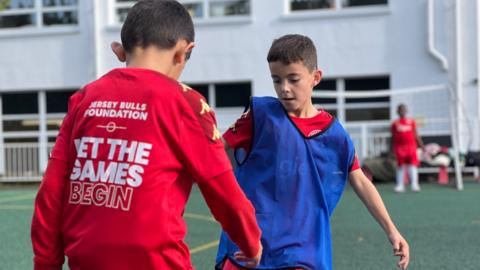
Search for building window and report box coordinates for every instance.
[0,0,78,29]
[114,0,135,23]
[313,79,337,105]
[343,0,388,7]
[2,92,38,114]
[345,107,389,121]
[113,0,250,24]
[345,76,389,103]
[215,82,250,108]
[289,0,387,12]
[312,76,390,122]
[209,0,249,17]
[187,82,251,109]
[189,84,209,101]
[291,0,334,11]
[313,79,337,116]
[46,90,75,113]
[183,1,204,18]
[344,76,389,121]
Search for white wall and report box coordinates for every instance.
[93,0,478,149]
[0,0,477,148]
[0,1,96,92]
[177,0,455,131]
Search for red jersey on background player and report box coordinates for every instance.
[30,1,262,269]
[391,104,424,192]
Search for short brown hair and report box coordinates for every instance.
[267,34,317,71]
[121,0,194,53]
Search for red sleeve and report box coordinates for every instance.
[222,109,253,150]
[197,171,261,258]
[176,86,261,256]
[175,86,233,182]
[31,159,69,270]
[349,155,361,172]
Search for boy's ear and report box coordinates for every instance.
[174,41,195,65]
[313,69,323,87]
[111,41,127,62]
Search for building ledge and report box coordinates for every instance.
[105,16,252,32]
[281,6,390,21]
[194,16,252,27]
[0,26,80,39]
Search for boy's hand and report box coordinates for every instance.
[389,232,410,269]
[233,242,262,268]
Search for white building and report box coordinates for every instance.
[0,0,479,181]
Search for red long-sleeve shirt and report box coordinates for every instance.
[31,68,261,270]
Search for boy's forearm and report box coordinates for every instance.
[31,159,68,269]
[197,170,261,258]
[349,170,398,235]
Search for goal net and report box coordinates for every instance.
[312,83,464,189]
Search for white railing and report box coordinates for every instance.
[348,131,391,160]
[0,143,54,182]
[345,117,455,161]
[0,117,459,182]
[345,121,390,160]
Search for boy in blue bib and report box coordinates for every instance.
[216,34,410,270]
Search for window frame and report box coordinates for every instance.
[312,76,391,123]
[0,0,79,31]
[185,81,252,110]
[283,0,390,19]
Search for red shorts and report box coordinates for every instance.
[223,259,242,270]
[223,259,303,270]
[395,146,419,166]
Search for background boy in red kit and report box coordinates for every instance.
[31,1,261,269]
[391,104,424,192]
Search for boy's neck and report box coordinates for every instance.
[126,47,181,80]
[287,104,319,118]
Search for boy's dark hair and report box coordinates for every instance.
[121,0,195,53]
[267,34,317,71]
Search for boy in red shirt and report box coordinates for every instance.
[216,35,410,270]
[391,104,424,192]
[31,1,261,269]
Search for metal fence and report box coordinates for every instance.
[0,143,54,182]
[0,117,460,182]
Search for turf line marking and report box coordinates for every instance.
[184,212,216,222]
[0,193,36,204]
[190,240,219,254]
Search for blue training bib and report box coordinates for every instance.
[216,96,355,270]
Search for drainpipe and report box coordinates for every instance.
[454,0,463,190]
[477,0,480,145]
[428,0,449,70]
